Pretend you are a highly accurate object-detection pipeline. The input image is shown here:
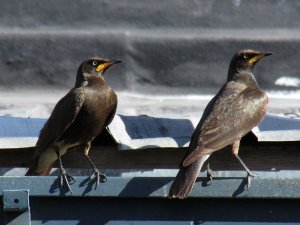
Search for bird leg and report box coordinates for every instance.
[206,162,213,184]
[56,150,75,193]
[84,143,107,189]
[232,140,258,190]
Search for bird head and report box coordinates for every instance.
[76,57,121,87]
[227,49,272,81]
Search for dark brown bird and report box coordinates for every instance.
[26,57,121,192]
[168,49,271,199]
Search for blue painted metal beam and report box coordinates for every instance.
[0,176,299,224]
[0,175,299,199]
[27,197,300,225]
[2,189,30,225]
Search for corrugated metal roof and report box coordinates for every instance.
[0,114,299,149]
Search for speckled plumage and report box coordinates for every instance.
[169,50,271,199]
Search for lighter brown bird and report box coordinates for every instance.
[168,49,271,199]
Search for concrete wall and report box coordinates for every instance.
[0,0,300,94]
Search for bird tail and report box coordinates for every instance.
[168,154,210,199]
[25,156,52,176]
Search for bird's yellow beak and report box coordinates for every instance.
[96,63,112,72]
[95,60,122,72]
[249,52,272,64]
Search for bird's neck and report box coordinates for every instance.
[75,73,105,88]
[227,60,255,82]
[231,71,260,89]
[227,65,237,82]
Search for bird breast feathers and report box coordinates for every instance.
[199,84,268,149]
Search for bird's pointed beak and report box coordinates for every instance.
[249,52,272,64]
[261,52,272,57]
[110,60,122,65]
[96,60,122,72]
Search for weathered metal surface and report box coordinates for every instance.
[107,114,300,149]
[1,114,300,149]
[2,190,29,211]
[27,197,300,225]
[0,176,299,224]
[0,117,45,148]
[1,141,300,170]
[0,175,298,199]
[254,114,300,141]
[2,189,30,225]
[0,115,299,224]
[0,117,44,138]
[107,115,197,149]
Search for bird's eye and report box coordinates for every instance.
[92,61,97,66]
[243,54,249,59]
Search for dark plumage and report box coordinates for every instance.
[169,49,271,199]
[26,57,121,192]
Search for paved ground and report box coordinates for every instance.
[0,89,299,118]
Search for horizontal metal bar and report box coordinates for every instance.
[1,141,300,171]
[26,195,300,225]
[0,175,299,199]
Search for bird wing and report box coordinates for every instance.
[104,95,118,127]
[35,87,85,155]
[183,81,267,167]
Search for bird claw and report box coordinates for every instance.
[206,168,213,185]
[89,169,107,189]
[247,171,258,191]
[60,169,75,193]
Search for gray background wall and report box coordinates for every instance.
[0,0,300,94]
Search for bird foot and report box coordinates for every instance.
[247,171,259,191]
[60,169,76,193]
[89,169,107,189]
[206,168,213,185]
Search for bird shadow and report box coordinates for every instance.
[232,178,249,197]
[198,176,249,197]
[49,176,76,196]
[118,177,173,197]
[201,177,213,187]
[79,176,106,196]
